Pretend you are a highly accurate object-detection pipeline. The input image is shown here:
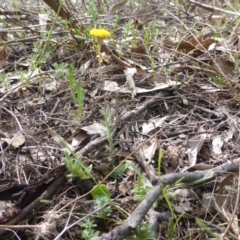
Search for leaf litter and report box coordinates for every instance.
[0,0,240,239]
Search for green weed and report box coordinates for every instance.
[68,65,85,120]
[79,218,100,240]
[0,73,9,91]
[131,176,154,205]
[196,218,221,240]
[214,75,226,87]
[52,62,69,79]
[63,153,92,179]
[157,148,163,176]
[126,223,155,240]
[101,106,117,168]
[162,185,184,238]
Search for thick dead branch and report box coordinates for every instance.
[93,158,240,240]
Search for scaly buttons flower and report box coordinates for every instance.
[90,28,111,39]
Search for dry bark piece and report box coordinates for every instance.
[0,165,67,224]
[42,0,71,20]
[0,46,7,68]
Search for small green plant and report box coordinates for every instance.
[131,176,154,204]
[79,218,100,240]
[151,20,159,42]
[214,75,226,87]
[94,195,112,218]
[101,106,117,168]
[68,65,85,120]
[27,10,58,81]
[92,184,112,222]
[196,218,221,240]
[0,73,9,90]
[52,62,68,79]
[64,157,110,239]
[181,96,189,105]
[157,148,163,176]
[121,21,133,49]
[28,41,52,73]
[174,74,179,92]
[87,0,101,24]
[113,160,142,176]
[126,222,155,240]
[185,75,193,84]
[144,26,151,50]
[112,15,121,41]
[162,182,184,238]
[63,153,92,179]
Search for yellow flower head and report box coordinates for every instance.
[90,28,111,39]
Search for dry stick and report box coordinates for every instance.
[221,163,240,238]
[188,0,240,16]
[54,201,111,240]
[184,213,239,240]
[0,174,67,236]
[2,107,23,131]
[148,209,171,238]
[0,31,73,47]
[92,158,240,240]
[0,10,32,15]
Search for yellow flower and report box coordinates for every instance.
[90,28,111,39]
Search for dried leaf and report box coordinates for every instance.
[142,116,169,135]
[49,129,74,153]
[71,129,88,148]
[212,57,236,78]
[81,123,107,136]
[131,45,146,55]
[42,0,71,20]
[212,136,223,155]
[118,182,128,195]
[110,0,128,14]
[139,139,158,163]
[172,199,193,213]
[177,30,215,57]
[177,40,196,53]
[186,127,207,166]
[79,60,91,74]
[123,68,137,98]
[1,132,25,148]
[188,31,203,47]
[38,14,48,31]
[196,38,215,50]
